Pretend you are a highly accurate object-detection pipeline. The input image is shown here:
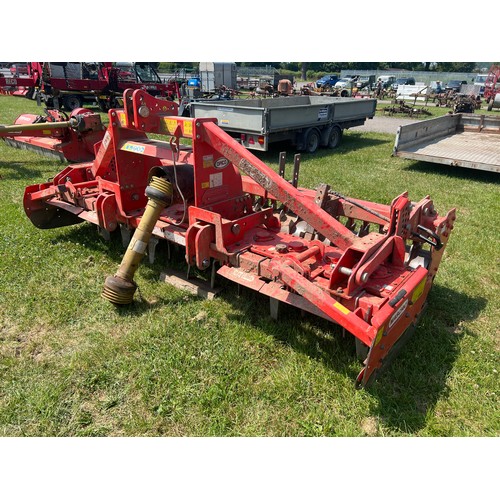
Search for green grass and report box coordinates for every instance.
[0,95,498,437]
[375,100,495,119]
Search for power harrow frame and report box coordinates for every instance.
[23,89,456,387]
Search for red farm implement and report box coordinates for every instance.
[22,89,456,387]
[0,62,42,98]
[0,107,105,162]
[1,62,180,111]
[484,65,500,111]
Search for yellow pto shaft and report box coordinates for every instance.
[102,176,173,305]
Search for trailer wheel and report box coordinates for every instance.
[304,128,320,153]
[327,126,343,149]
[488,100,493,111]
[63,95,83,111]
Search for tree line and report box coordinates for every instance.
[158,62,494,76]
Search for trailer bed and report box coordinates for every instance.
[394,113,500,173]
[191,95,376,151]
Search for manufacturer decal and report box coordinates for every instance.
[214,157,229,170]
[318,107,328,119]
[123,143,145,154]
[102,131,111,148]
[388,299,408,329]
[203,155,214,168]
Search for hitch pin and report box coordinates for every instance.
[338,266,369,283]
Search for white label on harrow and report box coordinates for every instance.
[388,299,408,329]
[102,131,111,148]
[209,172,223,188]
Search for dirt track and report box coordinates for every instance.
[355,115,419,134]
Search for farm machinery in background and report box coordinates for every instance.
[20,89,455,388]
[484,65,500,111]
[0,62,180,111]
[300,76,374,99]
[0,107,105,162]
[0,62,42,97]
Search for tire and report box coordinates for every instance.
[63,95,83,111]
[327,126,343,149]
[488,101,493,112]
[97,99,110,112]
[304,128,320,153]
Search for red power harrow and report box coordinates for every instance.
[23,90,456,387]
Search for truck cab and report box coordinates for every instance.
[474,74,488,96]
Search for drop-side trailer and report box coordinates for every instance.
[190,95,376,152]
[393,113,500,174]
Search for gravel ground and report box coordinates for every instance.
[355,115,419,134]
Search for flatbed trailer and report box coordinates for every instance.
[393,113,500,174]
[190,95,376,152]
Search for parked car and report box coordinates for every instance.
[356,75,375,90]
[315,74,340,88]
[445,80,467,93]
[335,77,356,89]
[391,77,416,91]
